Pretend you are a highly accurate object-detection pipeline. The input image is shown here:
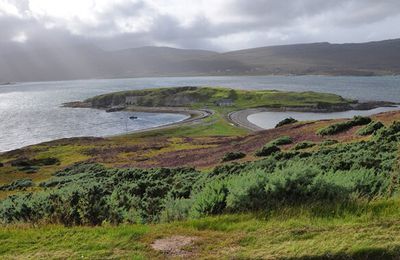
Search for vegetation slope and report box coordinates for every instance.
[1,87,400,259]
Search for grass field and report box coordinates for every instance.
[2,198,400,259]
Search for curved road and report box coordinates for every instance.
[227,109,267,132]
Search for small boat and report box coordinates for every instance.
[129,116,138,120]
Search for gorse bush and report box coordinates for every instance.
[0,165,201,225]
[10,157,60,167]
[190,181,228,218]
[357,121,384,136]
[318,116,372,136]
[374,121,400,141]
[275,117,298,128]
[221,152,246,162]
[225,170,269,212]
[264,165,349,204]
[0,179,33,191]
[1,121,399,225]
[255,144,280,157]
[269,136,293,146]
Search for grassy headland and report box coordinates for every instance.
[82,86,353,110]
[1,86,400,259]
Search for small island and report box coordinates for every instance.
[65,86,395,132]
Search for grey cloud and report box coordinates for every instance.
[0,0,400,51]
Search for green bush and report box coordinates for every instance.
[264,165,349,204]
[221,152,246,162]
[160,197,193,222]
[357,121,384,136]
[318,116,372,136]
[0,179,33,191]
[269,136,293,146]
[255,145,280,157]
[10,157,60,167]
[374,121,400,140]
[225,170,269,212]
[275,117,298,128]
[294,141,315,150]
[190,181,228,218]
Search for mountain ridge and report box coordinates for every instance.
[1,38,400,82]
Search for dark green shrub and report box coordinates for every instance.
[17,166,39,174]
[255,145,280,157]
[294,141,315,150]
[264,165,349,204]
[275,117,298,128]
[374,121,400,140]
[226,170,269,212]
[209,163,247,178]
[357,121,384,136]
[221,152,246,162]
[352,116,372,125]
[190,181,228,218]
[0,179,33,191]
[318,116,372,136]
[269,136,293,146]
[10,157,60,167]
[275,151,300,160]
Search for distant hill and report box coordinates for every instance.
[1,39,400,82]
[222,39,400,76]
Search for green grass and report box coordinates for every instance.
[88,86,353,111]
[125,111,248,138]
[0,225,151,259]
[2,198,400,259]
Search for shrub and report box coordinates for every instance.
[221,152,246,162]
[0,179,33,191]
[0,162,3,167]
[226,170,269,212]
[264,165,349,204]
[275,117,298,128]
[190,181,228,218]
[17,166,39,174]
[294,141,315,150]
[10,157,60,167]
[318,116,372,136]
[160,197,193,222]
[357,121,384,136]
[374,121,400,140]
[269,136,293,146]
[255,145,280,157]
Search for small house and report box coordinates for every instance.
[215,99,234,106]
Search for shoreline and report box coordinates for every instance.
[228,105,400,132]
[64,98,399,134]
[114,106,213,135]
[0,108,213,154]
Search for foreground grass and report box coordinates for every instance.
[2,198,400,259]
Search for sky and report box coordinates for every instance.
[1,0,400,51]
